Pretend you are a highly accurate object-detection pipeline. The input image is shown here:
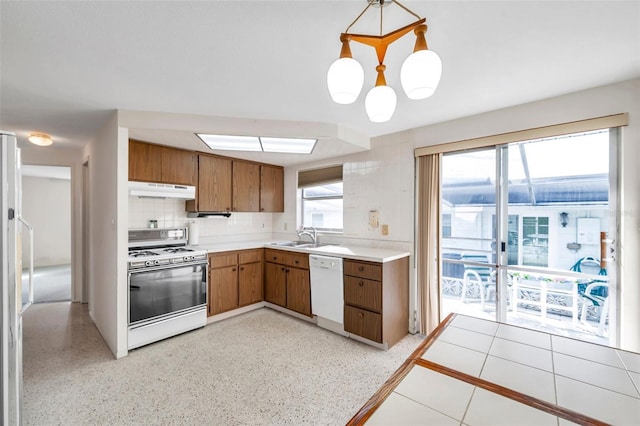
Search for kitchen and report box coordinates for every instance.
[2,1,640,424]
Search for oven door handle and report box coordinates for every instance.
[128,260,208,274]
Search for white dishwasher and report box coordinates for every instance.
[309,254,346,336]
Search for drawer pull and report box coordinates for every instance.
[295,260,299,264]
[358,266,364,272]
[359,281,364,287]
[240,267,244,271]
[232,268,236,272]
[359,312,364,318]
[273,256,278,260]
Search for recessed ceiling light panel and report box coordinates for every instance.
[197,133,317,154]
[197,134,262,152]
[260,137,317,154]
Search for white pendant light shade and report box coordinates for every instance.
[365,85,397,123]
[327,57,364,104]
[400,49,442,100]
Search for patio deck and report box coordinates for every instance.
[441,278,609,346]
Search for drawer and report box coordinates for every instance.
[344,276,382,313]
[344,305,382,343]
[239,249,263,264]
[264,249,309,269]
[344,260,382,281]
[265,249,291,265]
[288,252,309,269]
[209,252,238,268]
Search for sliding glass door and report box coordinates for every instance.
[440,130,615,345]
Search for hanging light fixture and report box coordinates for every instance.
[327,0,442,122]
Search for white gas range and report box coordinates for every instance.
[127,227,209,350]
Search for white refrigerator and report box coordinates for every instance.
[1,131,34,425]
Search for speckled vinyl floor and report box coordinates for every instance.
[22,302,424,425]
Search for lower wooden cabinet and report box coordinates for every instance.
[238,261,263,306]
[210,265,239,315]
[264,249,311,317]
[285,267,311,317]
[208,249,264,316]
[264,262,287,307]
[343,256,409,348]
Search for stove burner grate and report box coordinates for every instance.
[129,250,159,258]
[162,247,194,254]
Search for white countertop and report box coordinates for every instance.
[351,313,640,425]
[195,239,410,263]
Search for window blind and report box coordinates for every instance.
[298,165,343,188]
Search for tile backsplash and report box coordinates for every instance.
[128,197,273,237]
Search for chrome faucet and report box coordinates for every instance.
[297,226,317,244]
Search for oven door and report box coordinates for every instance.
[128,261,207,325]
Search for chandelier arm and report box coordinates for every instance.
[393,0,422,21]
[345,2,374,34]
[347,18,425,63]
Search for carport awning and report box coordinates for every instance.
[442,174,608,206]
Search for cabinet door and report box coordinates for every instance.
[232,161,260,212]
[209,265,239,315]
[161,146,197,186]
[260,165,284,212]
[238,262,264,306]
[129,140,162,182]
[286,267,311,317]
[264,262,287,307]
[198,155,232,212]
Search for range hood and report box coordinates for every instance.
[128,181,196,200]
[187,211,232,218]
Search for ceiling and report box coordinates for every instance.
[1,1,639,166]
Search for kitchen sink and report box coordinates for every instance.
[269,241,335,249]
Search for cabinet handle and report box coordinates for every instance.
[240,267,244,271]
[359,312,364,318]
[359,281,364,287]
[294,260,299,264]
[232,268,236,272]
[273,256,278,261]
[285,268,290,273]
[281,267,285,272]
[358,266,364,272]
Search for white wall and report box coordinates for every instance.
[83,112,125,358]
[276,132,414,251]
[21,176,71,267]
[398,78,639,352]
[20,146,84,302]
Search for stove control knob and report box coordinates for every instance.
[154,260,160,265]
[145,260,152,266]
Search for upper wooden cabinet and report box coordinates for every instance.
[160,146,197,186]
[129,140,162,182]
[187,154,232,212]
[260,165,284,213]
[130,140,284,214]
[128,140,196,186]
[232,161,260,212]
